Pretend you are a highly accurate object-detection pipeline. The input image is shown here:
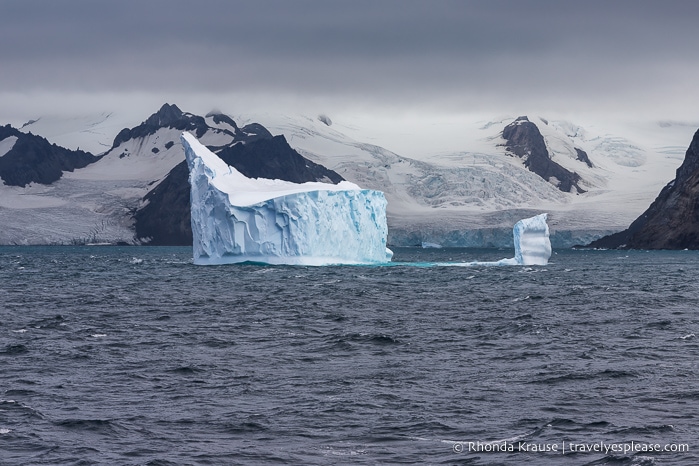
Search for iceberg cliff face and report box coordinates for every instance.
[181,132,392,265]
[512,213,552,265]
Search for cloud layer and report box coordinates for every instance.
[2,0,698,120]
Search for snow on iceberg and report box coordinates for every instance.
[181,132,393,265]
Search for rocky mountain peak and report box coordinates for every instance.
[502,116,585,194]
[111,103,208,148]
[502,116,543,157]
[144,103,184,127]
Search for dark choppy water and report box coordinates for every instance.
[1,246,698,465]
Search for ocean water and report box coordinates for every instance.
[1,246,698,465]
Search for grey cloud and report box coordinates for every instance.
[1,0,698,117]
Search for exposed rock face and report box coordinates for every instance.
[132,108,344,245]
[575,148,593,168]
[134,161,192,245]
[0,125,99,187]
[502,116,585,193]
[588,129,699,249]
[216,135,344,184]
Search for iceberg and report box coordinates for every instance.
[429,214,552,267]
[511,213,552,265]
[181,132,393,265]
[490,213,552,266]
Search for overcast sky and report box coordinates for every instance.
[1,0,698,126]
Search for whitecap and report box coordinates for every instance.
[0,428,11,434]
[630,456,657,465]
[91,334,107,338]
[680,333,695,340]
[319,444,367,457]
[11,329,27,333]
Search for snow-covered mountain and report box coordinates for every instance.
[132,106,345,245]
[231,112,695,246]
[0,104,695,247]
[0,104,345,245]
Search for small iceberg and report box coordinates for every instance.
[506,213,552,266]
[430,213,552,267]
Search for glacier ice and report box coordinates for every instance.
[181,132,393,265]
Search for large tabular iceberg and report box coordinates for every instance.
[181,132,393,265]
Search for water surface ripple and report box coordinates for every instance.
[1,247,698,465]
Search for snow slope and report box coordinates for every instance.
[0,136,18,157]
[17,112,138,155]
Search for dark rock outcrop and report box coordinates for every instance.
[502,116,585,193]
[216,135,344,184]
[134,162,192,245]
[132,107,344,245]
[0,125,100,187]
[588,129,699,249]
[575,148,593,168]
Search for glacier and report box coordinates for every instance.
[181,132,393,265]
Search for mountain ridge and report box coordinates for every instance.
[0,105,695,247]
[0,124,100,187]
